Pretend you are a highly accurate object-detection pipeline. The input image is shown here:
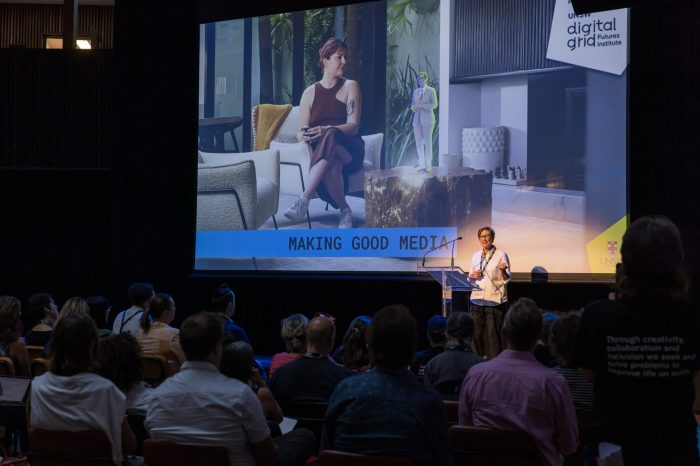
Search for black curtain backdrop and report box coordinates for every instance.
[0,0,698,353]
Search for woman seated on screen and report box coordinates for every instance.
[283,38,364,229]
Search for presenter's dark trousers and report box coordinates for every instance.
[470,302,507,359]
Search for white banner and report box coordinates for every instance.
[546,0,629,75]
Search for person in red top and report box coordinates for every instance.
[269,313,308,378]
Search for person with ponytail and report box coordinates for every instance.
[332,315,371,372]
[136,293,185,366]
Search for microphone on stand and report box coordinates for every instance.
[422,237,463,267]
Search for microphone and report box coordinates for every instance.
[422,237,462,267]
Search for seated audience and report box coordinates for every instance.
[548,312,593,411]
[210,283,249,343]
[424,311,482,399]
[86,295,115,338]
[322,304,450,466]
[0,296,30,376]
[269,313,308,378]
[533,311,559,367]
[411,315,447,383]
[24,292,58,346]
[221,341,283,424]
[31,314,135,465]
[98,332,152,411]
[574,215,700,466]
[145,312,314,466]
[136,293,185,366]
[332,315,371,372]
[113,282,154,335]
[270,313,352,402]
[43,296,90,357]
[459,297,578,466]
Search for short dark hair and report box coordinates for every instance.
[477,226,495,240]
[26,293,53,329]
[127,282,154,307]
[318,38,347,69]
[211,283,235,314]
[548,312,580,367]
[446,312,475,344]
[50,314,98,376]
[97,332,143,392]
[86,295,110,329]
[503,298,542,351]
[619,215,687,295]
[368,304,416,371]
[180,312,223,361]
[220,341,254,382]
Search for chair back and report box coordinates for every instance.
[140,355,171,387]
[319,450,414,466]
[448,425,541,466]
[27,428,113,466]
[280,400,327,450]
[143,439,230,466]
[26,345,45,361]
[444,400,459,426]
[30,358,49,377]
[0,356,16,375]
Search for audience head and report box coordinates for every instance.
[340,315,371,370]
[619,215,688,295]
[97,332,143,392]
[220,341,255,383]
[25,293,58,329]
[306,313,336,355]
[503,298,542,351]
[49,313,98,376]
[56,297,89,324]
[0,296,21,342]
[180,311,223,363]
[541,311,560,343]
[141,293,175,333]
[86,295,111,329]
[280,313,308,353]
[211,283,236,318]
[368,304,416,371]
[318,38,348,70]
[127,282,155,308]
[445,312,475,347]
[426,315,447,346]
[548,312,581,367]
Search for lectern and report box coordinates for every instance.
[419,266,480,317]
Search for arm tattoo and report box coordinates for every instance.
[346,99,355,117]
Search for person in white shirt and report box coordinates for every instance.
[468,226,511,359]
[31,314,136,464]
[144,312,314,466]
[112,282,154,335]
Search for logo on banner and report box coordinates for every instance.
[546,0,629,75]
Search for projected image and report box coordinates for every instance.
[195,0,628,277]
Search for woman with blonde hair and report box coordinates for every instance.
[269,313,308,378]
[0,296,30,376]
[56,297,89,322]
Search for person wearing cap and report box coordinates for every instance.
[411,315,447,384]
[424,312,482,400]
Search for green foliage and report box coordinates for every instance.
[387,0,416,36]
[385,55,439,168]
[303,8,336,87]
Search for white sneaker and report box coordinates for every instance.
[338,207,353,229]
[284,195,309,222]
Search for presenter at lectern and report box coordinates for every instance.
[468,226,511,359]
[411,71,437,172]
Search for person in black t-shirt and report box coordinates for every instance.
[574,216,700,466]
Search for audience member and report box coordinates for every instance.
[332,315,371,372]
[269,314,308,378]
[211,283,249,343]
[145,312,314,466]
[0,296,30,376]
[322,304,450,466]
[548,312,593,411]
[86,295,115,338]
[221,341,283,424]
[411,315,447,382]
[24,293,58,346]
[31,314,135,464]
[459,297,578,466]
[533,311,559,367]
[136,293,185,366]
[113,282,154,335]
[574,215,700,466]
[42,296,90,357]
[424,311,482,399]
[270,313,352,402]
[98,332,151,410]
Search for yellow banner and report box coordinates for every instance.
[586,215,628,273]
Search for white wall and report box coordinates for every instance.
[480,75,528,168]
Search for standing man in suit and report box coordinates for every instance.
[411,71,438,172]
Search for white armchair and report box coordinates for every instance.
[197,149,280,230]
[252,105,383,197]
